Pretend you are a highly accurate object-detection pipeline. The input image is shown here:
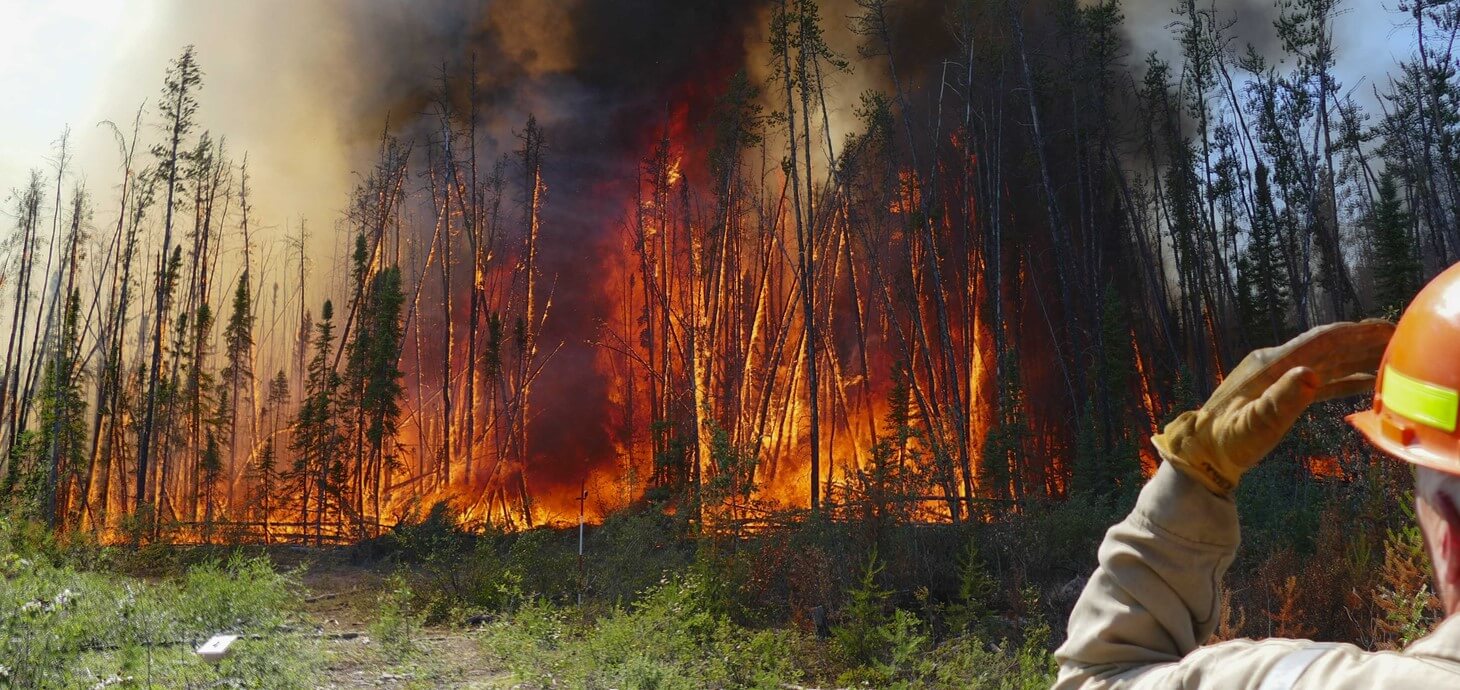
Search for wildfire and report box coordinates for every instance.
[887,170,921,215]
[1306,455,1343,479]
[64,5,1088,544]
[1131,328,1162,477]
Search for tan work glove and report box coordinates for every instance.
[1152,320,1395,496]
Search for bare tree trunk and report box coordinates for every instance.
[1,174,42,474]
[137,77,193,513]
[1007,0,1079,411]
[777,0,820,511]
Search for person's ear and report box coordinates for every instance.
[1429,492,1460,610]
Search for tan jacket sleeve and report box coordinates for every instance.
[1053,462,1317,689]
[1054,462,1460,688]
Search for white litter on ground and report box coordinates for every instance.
[196,634,240,663]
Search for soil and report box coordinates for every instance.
[269,547,510,689]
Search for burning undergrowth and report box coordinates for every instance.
[9,0,1260,542]
[320,0,1060,529]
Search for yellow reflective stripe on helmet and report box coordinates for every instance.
[1385,366,1459,434]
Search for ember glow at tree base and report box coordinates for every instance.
[0,0,1447,546]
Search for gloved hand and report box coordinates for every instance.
[1152,320,1395,496]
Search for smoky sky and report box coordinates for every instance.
[1116,0,1287,69]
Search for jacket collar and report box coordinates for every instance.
[1405,615,1460,663]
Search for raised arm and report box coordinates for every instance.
[1055,321,1394,689]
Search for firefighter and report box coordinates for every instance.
[1055,262,1460,688]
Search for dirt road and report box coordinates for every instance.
[275,548,509,689]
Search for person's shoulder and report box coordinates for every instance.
[1301,640,1460,688]
[1400,615,1460,670]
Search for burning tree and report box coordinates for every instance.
[0,0,1448,543]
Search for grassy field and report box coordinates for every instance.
[0,512,1059,689]
[3,442,1439,690]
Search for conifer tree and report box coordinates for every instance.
[772,0,846,511]
[200,430,221,542]
[291,300,342,544]
[39,290,86,528]
[855,363,924,530]
[137,45,203,513]
[1073,291,1141,502]
[361,268,405,525]
[250,371,290,542]
[251,438,277,541]
[1238,164,1291,347]
[221,270,254,462]
[981,351,1029,501]
[180,301,216,521]
[2,173,45,467]
[343,229,406,530]
[1370,171,1422,317]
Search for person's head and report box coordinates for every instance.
[1414,465,1460,614]
[1345,263,1460,612]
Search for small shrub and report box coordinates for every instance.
[832,551,931,686]
[590,508,688,602]
[507,528,578,603]
[940,540,997,638]
[480,572,804,689]
[832,551,895,666]
[413,531,522,623]
[1376,500,1442,648]
[369,574,425,660]
[0,516,56,561]
[1005,589,1058,690]
[177,553,297,636]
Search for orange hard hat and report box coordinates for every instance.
[1349,262,1460,474]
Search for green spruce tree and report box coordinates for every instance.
[251,371,291,542]
[221,272,254,458]
[1073,290,1142,503]
[1370,171,1422,317]
[200,430,221,542]
[1238,164,1290,347]
[137,45,204,513]
[291,300,342,545]
[981,351,1029,501]
[345,244,406,530]
[40,291,87,527]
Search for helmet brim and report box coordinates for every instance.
[1348,409,1460,476]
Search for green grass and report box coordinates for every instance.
[479,573,806,689]
[477,571,1056,690]
[0,519,320,689]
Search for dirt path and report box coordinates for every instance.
[270,548,509,689]
[315,632,504,689]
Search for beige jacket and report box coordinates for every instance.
[1054,463,1460,689]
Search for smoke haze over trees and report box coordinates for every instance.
[0,0,1448,542]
